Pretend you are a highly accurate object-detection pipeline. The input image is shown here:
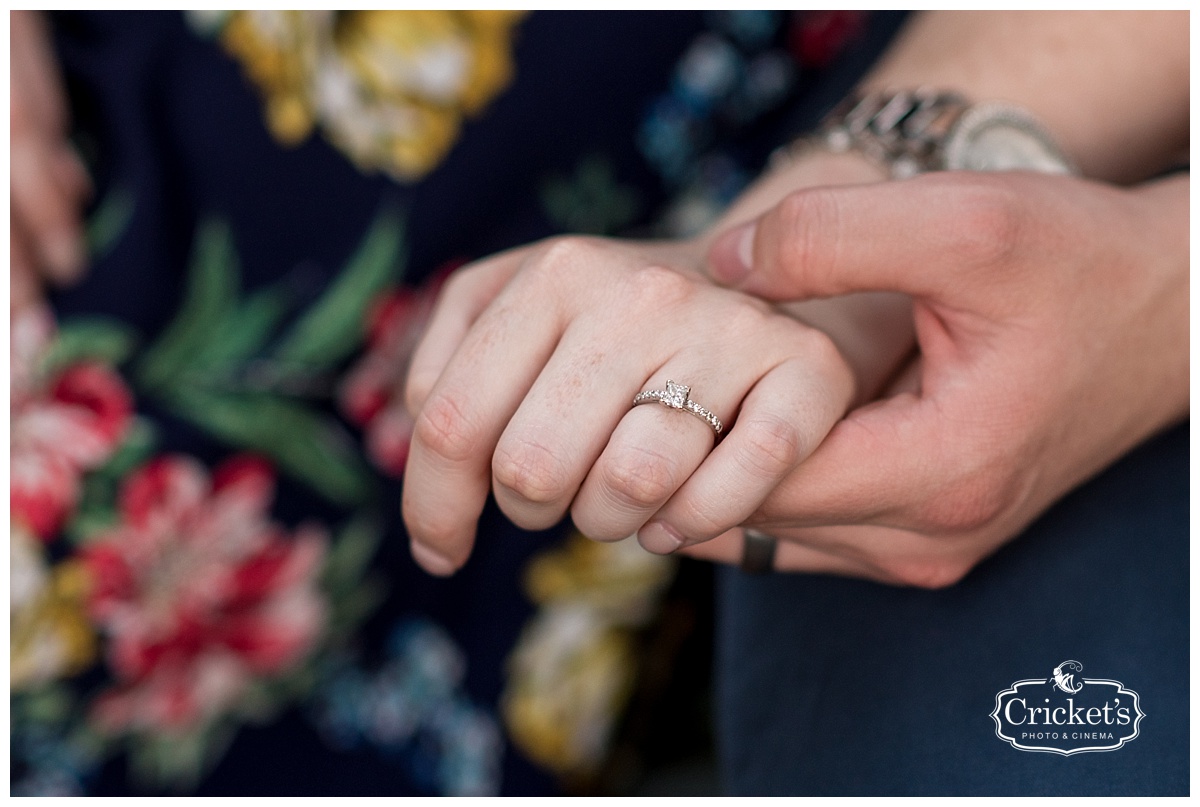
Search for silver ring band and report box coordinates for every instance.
[632,380,723,435]
[740,529,777,575]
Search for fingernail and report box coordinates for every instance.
[710,222,755,285]
[43,234,86,283]
[637,521,684,555]
[410,540,459,577]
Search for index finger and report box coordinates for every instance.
[401,260,565,575]
[404,249,525,416]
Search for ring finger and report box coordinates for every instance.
[637,353,853,554]
[489,315,667,532]
[570,361,754,543]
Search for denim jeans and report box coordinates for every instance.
[716,423,1188,796]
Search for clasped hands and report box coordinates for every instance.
[401,167,1188,588]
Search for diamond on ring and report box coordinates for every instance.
[632,380,724,436]
[663,380,689,409]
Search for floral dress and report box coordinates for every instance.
[11,10,897,795]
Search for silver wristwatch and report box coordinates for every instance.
[786,88,1077,178]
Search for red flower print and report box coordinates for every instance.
[10,306,133,540]
[80,454,328,733]
[339,260,459,476]
[789,11,867,69]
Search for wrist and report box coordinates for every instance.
[851,12,1188,183]
[695,150,911,407]
[804,89,1076,181]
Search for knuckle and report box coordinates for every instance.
[773,188,840,284]
[515,237,608,306]
[798,326,850,380]
[412,392,484,464]
[886,557,971,590]
[598,444,681,510]
[946,178,1023,268]
[535,235,604,278]
[916,474,1011,535]
[624,263,695,309]
[670,496,728,540]
[721,297,773,338]
[736,415,805,478]
[11,181,70,235]
[404,371,435,418]
[437,264,476,302]
[492,436,570,505]
[777,188,828,235]
[10,96,33,135]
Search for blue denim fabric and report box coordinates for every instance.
[716,423,1189,796]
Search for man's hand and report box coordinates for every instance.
[398,237,866,576]
[684,171,1188,587]
[394,145,922,578]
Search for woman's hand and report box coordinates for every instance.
[684,170,1189,587]
[11,10,92,311]
[399,237,860,576]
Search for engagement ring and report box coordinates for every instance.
[632,380,723,436]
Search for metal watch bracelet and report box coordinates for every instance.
[771,88,1075,178]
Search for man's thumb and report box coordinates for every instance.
[706,181,957,301]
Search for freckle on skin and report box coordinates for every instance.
[474,308,510,351]
[553,351,605,407]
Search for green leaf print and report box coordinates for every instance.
[541,155,641,236]
[42,318,137,373]
[133,208,410,504]
[273,206,406,371]
[191,287,289,374]
[169,389,374,506]
[86,186,136,259]
[136,220,238,391]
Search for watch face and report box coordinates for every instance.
[944,104,1075,174]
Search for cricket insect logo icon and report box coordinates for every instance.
[991,661,1144,755]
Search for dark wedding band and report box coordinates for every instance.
[740,529,777,575]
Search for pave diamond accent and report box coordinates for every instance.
[684,401,723,434]
[663,380,689,409]
[631,380,723,437]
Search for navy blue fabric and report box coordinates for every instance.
[49,8,1141,798]
[49,10,709,796]
[716,423,1189,796]
[46,9,915,797]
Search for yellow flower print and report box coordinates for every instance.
[502,534,676,776]
[10,523,96,691]
[214,10,526,181]
[220,11,331,145]
[504,614,636,775]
